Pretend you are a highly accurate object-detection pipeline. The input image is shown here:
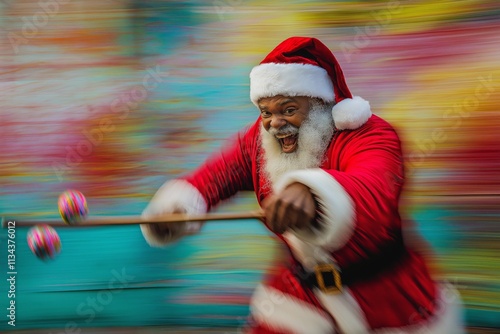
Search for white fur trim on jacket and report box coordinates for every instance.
[250,63,334,105]
[332,95,372,130]
[250,284,335,333]
[315,287,371,333]
[140,179,207,247]
[316,283,464,334]
[274,168,355,250]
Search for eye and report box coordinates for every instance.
[283,108,296,115]
[260,110,272,118]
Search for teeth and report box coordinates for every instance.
[276,134,294,139]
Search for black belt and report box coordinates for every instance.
[293,262,344,294]
[293,240,407,294]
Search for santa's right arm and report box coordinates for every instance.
[140,121,258,247]
[274,116,405,270]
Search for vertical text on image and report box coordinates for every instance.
[6,221,17,327]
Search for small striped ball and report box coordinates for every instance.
[58,190,88,225]
[27,225,62,260]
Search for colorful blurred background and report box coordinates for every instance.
[1,0,499,333]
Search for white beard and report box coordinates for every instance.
[260,101,334,189]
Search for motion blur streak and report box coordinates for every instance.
[0,1,498,333]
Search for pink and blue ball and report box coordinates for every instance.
[58,190,88,225]
[27,225,62,260]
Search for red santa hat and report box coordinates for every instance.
[250,37,371,130]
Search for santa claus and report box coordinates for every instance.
[140,37,464,333]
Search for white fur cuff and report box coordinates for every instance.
[274,169,355,250]
[140,179,207,247]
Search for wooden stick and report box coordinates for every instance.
[2,211,265,228]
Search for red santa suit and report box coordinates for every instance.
[140,37,464,333]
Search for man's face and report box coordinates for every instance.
[258,95,310,153]
[259,96,334,186]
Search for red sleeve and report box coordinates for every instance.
[182,120,260,210]
[326,116,405,265]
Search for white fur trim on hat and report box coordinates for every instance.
[140,179,207,247]
[274,168,355,250]
[332,95,372,130]
[250,63,334,105]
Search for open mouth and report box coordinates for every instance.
[276,133,298,153]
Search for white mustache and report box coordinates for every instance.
[268,124,299,137]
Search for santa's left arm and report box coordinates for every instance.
[140,123,258,247]
[275,117,405,269]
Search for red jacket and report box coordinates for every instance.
[178,114,458,332]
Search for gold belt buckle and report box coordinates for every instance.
[314,263,342,294]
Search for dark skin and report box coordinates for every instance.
[258,95,318,234]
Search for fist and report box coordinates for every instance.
[262,182,317,234]
[141,208,186,246]
[140,179,207,247]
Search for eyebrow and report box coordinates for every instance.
[279,98,295,106]
[258,98,297,110]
